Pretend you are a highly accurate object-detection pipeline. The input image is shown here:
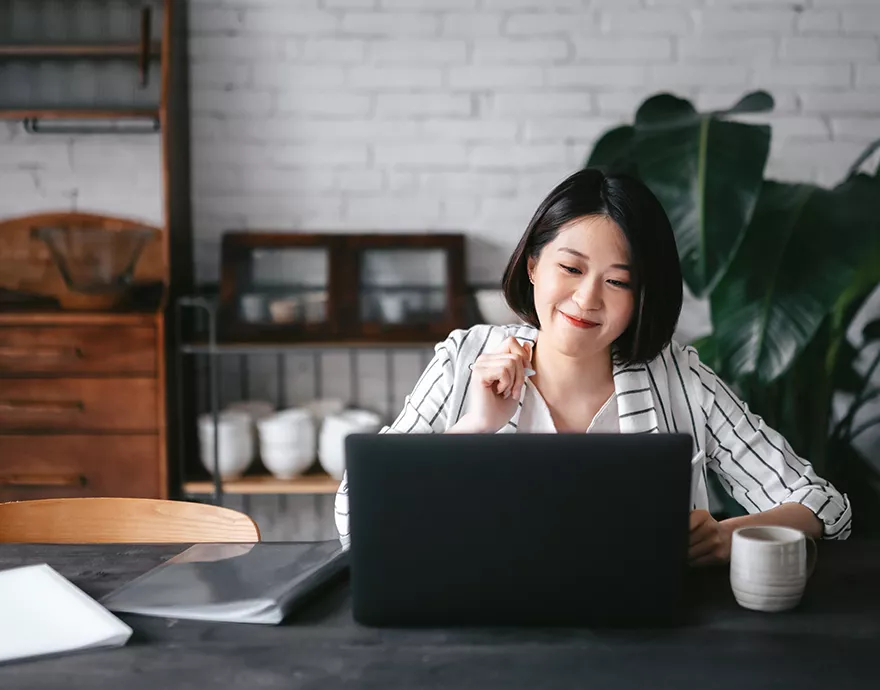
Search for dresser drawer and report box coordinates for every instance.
[0,435,161,501]
[0,325,156,375]
[0,378,158,432]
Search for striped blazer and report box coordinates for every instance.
[334,324,852,547]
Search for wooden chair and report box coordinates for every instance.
[0,498,261,543]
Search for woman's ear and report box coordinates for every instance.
[526,256,536,284]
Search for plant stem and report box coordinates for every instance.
[851,416,880,442]
[845,138,880,180]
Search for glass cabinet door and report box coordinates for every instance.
[238,247,329,326]
[358,249,447,326]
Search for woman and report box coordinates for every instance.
[335,168,852,563]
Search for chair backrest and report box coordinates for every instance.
[0,498,261,543]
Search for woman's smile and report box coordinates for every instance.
[559,311,600,329]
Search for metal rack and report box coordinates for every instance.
[174,295,437,507]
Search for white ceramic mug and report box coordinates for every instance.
[730,526,817,612]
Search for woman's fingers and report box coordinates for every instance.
[498,338,531,398]
[472,358,513,392]
[472,355,521,398]
[688,519,713,547]
[690,553,721,568]
[471,339,534,399]
[688,536,717,560]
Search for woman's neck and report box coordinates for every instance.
[531,339,614,402]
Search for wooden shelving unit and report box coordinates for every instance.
[0,2,163,118]
[184,473,341,496]
[0,0,193,504]
[0,42,162,58]
[0,109,160,120]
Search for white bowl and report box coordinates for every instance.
[303,398,346,429]
[269,297,302,324]
[225,400,275,421]
[474,289,521,326]
[301,291,328,323]
[318,409,383,480]
[259,443,316,480]
[257,408,313,445]
[198,411,253,479]
[225,400,275,456]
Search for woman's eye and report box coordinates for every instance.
[559,264,581,275]
[608,279,631,289]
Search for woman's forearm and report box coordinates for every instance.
[720,503,823,540]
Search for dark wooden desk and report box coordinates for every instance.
[1,541,878,689]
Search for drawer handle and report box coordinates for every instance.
[0,346,84,360]
[0,400,85,414]
[0,474,88,488]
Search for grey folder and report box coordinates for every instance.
[101,541,348,624]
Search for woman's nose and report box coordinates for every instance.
[572,282,602,311]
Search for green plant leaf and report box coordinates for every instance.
[632,94,771,297]
[713,90,774,117]
[689,334,720,371]
[711,175,880,382]
[585,124,636,174]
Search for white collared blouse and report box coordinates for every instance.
[334,324,852,547]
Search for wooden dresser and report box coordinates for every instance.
[0,312,166,501]
[0,0,192,501]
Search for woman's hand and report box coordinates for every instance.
[689,509,732,567]
[455,337,533,434]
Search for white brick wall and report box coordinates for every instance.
[0,127,163,223]
[181,0,880,283]
[3,0,876,282]
[1,0,878,284]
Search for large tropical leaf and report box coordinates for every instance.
[585,124,635,174]
[713,91,775,118]
[633,94,772,297]
[711,175,880,382]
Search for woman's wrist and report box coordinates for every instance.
[446,413,493,434]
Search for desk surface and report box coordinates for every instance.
[1,541,878,689]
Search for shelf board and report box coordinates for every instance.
[0,42,162,58]
[0,311,160,327]
[180,339,437,354]
[0,108,160,120]
[183,473,341,495]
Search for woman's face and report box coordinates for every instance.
[527,215,635,358]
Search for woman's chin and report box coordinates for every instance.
[548,324,609,357]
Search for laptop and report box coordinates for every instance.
[344,432,694,628]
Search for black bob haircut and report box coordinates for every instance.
[501,168,683,366]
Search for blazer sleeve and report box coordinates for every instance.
[691,348,852,540]
[334,330,462,547]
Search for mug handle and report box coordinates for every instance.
[806,536,818,579]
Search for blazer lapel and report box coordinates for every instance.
[613,361,659,435]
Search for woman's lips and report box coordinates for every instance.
[561,312,599,329]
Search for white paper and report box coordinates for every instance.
[0,564,132,664]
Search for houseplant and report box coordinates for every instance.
[585,91,880,532]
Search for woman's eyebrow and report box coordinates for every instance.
[557,247,631,271]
